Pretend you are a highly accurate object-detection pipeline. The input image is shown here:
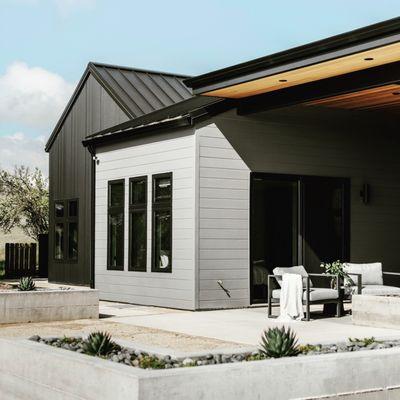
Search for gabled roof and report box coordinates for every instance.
[45,62,192,151]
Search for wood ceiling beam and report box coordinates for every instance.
[237,61,400,115]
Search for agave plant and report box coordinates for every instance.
[18,276,36,291]
[82,331,120,356]
[259,326,300,358]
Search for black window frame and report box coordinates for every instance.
[54,200,65,262]
[151,172,172,273]
[128,176,148,272]
[107,179,125,271]
[53,199,79,263]
[67,199,79,262]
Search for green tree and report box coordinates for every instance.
[0,166,48,240]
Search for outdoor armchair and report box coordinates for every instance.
[267,267,343,321]
[344,262,400,296]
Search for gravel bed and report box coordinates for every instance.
[29,335,400,370]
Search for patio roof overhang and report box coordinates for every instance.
[184,17,400,116]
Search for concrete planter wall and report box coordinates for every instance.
[0,289,98,323]
[1,338,400,400]
[352,294,400,329]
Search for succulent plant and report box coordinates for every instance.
[82,331,120,356]
[18,276,36,291]
[259,326,300,358]
[138,355,165,369]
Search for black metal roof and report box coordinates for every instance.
[185,16,400,94]
[45,62,193,151]
[82,95,230,148]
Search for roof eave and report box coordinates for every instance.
[185,17,400,94]
[82,116,193,149]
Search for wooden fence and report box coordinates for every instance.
[4,243,37,279]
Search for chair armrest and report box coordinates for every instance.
[308,273,340,296]
[383,271,400,276]
[347,273,362,294]
[308,273,337,278]
[267,274,282,280]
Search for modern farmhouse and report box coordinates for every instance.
[46,17,400,310]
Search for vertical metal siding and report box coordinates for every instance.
[48,74,129,285]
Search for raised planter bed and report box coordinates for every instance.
[1,337,400,399]
[0,288,98,323]
[352,294,400,329]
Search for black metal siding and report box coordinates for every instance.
[48,74,129,285]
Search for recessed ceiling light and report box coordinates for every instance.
[279,79,288,82]
[364,57,374,61]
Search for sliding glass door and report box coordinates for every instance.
[250,176,299,303]
[250,173,349,304]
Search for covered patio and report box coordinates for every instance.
[188,18,400,308]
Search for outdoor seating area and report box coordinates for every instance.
[267,262,400,322]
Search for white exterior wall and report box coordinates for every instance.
[95,129,197,310]
[196,125,251,309]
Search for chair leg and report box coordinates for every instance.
[336,301,342,318]
[305,300,310,321]
[267,287,272,318]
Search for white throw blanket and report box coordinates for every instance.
[277,273,304,321]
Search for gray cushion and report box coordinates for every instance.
[273,265,312,288]
[272,288,338,301]
[359,285,400,296]
[344,262,383,285]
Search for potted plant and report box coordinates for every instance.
[320,260,354,291]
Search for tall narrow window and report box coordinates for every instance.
[67,200,78,261]
[54,199,79,262]
[108,180,125,270]
[129,176,147,271]
[152,173,172,273]
[54,201,65,260]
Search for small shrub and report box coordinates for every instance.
[60,336,78,344]
[245,352,266,361]
[259,326,300,358]
[138,355,165,369]
[83,331,120,356]
[298,344,319,354]
[18,276,36,291]
[348,337,377,346]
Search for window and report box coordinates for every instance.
[129,177,147,272]
[67,200,78,261]
[108,180,125,270]
[54,199,78,262]
[152,173,172,273]
[55,222,64,260]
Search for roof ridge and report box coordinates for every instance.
[89,61,192,79]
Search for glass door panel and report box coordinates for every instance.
[250,176,299,304]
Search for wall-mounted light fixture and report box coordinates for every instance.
[360,183,370,205]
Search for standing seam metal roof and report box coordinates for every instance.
[45,61,193,151]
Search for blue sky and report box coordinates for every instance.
[1,0,400,173]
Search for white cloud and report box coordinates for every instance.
[0,133,48,176]
[0,62,75,130]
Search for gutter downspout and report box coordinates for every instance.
[87,143,96,289]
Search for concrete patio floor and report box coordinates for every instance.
[101,301,400,345]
